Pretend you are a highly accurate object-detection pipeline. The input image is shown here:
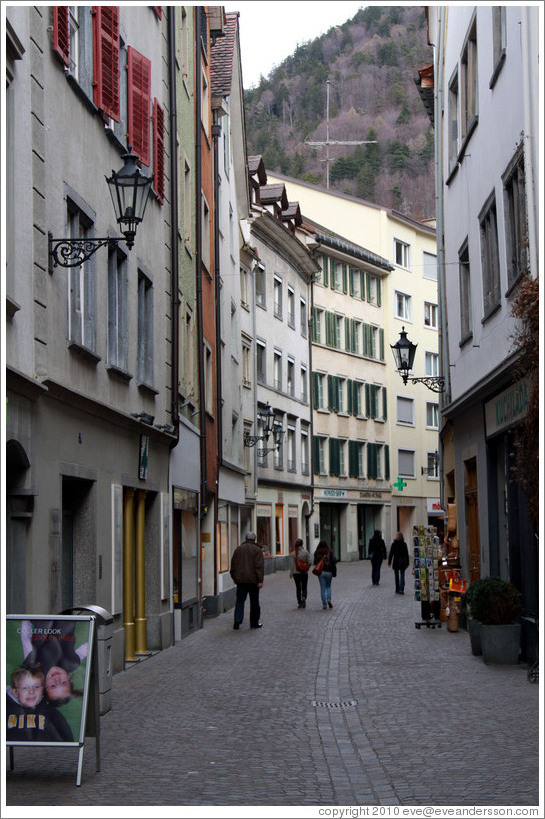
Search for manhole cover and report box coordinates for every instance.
[312,699,357,709]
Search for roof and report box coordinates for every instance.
[415,63,434,126]
[248,155,267,185]
[210,11,238,97]
[301,216,394,273]
[259,183,289,210]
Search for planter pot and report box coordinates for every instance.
[480,623,521,664]
[467,617,482,656]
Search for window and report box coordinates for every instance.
[425,352,439,377]
[242,340,251,387]
[329,258,339,291]
[107,246,128,372]
[274,504,284,553]
[397,396,414,425]
[201,66,209,133]
[202,194,211,272]
[349,266,361,298]
[153,99,165,203]
[337,377,346,413]
[255,264,266,307]
[448,70,459,168]
[256,340,266,383]
[179,301,195,398]
[395,291,411,321]
[287,287,295,327]
[92,7,121,122]
[503,151,528,289]
[287,427,296,472]
[273,350,282,391]
[349,440,365,479]
[367,274,381,306]
[425,452,439,479]
[67,204,96,354]
[426,402,439,429]
[301,431,309,475]
[398,449,415,478]
[274,276,283,319]
[274,429,283,470]
[137,271,154,386]
[459,241,473,342]
[127,46,151,165]
[351,381,363,416]
[314,436,326,474]
[313,372,326,410]
[366,384,387,421]
[339,440,347,477]
[422,252,437,281]
[183,157,192,244]
[300,298,307,337]
[491,6,506,85]
[257,505,272,556]
[480,196,501,317]
[204,343,213,413]
[424,302,438,329]
[461,15,478,140]
[335,315,343,349]
[394,239,411,270]
[329,438,341,477]
[300,364,308,402]
[240,267,249,308]
[287,357,295,396]
[367,443,382,480]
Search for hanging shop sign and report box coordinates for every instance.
[485,376,529,438]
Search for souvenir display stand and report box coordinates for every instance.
[413,525,442,629]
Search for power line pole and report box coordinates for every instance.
[305,79,377,189]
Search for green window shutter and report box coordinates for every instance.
[377,277,382,306]
[342,263,348,293]
[327,374,336,411]
[349,268,355,297]
[313,436,320,470]
[384,444,390,480]
[372,385,377,419]
[379,328,385,361]
[313,372,320,408]
[366,275,371,302]
[367,443,376,479]
[322,255,329,287]
[331,259,337,289]
[345,317,351,352]
[311,307,318,342]
[382,386,387,420]
[329,438,340,476]
[325,312,331,346]
[349,440,358,478]
[365,382,371,417]
[346,379,353,415]
[351,319,357,354]
[360,271,366,300]
[362,323,369,357]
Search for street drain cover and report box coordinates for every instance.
[312,699,357,709]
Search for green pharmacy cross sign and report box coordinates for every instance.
[393,477,407,491]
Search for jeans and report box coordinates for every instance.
[371,562,383,585]
[319,571,333,606]
[234,583,261,626]
[293,572,308,604]
[394,568,406,593]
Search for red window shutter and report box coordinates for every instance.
[92,6,120,122]
[153,99,165,204]
[127,46,152,166]
[53,7,70,67]
[153,7,162,20]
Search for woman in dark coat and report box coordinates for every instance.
[388,532,410,594]
[313,540,337,609]
[368,529,387,586]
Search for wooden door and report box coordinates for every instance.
[465,458,481,584]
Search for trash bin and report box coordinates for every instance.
[61,605,113,715]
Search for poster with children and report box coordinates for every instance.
[5,615,94,746]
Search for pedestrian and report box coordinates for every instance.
[388,532,410,594]
[289,537,311,608]
[313,539,337,609]
[368,529,387,586]
[230,531,264,629]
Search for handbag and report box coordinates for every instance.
[295,553,310,573]
[312,555,326,576]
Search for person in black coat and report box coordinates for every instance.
[368,529,387,586]
[388,532,410,594]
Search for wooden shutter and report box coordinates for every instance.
[384,445,390,480]
[313,436,320,472]
[53,7,70,67]
[329,439,340,477]
[313,373,320,408]
[344,317,351,352]
[154,6,162,19]
[322,255,329,287]
[128,46,151,166]
[342,263,348,293]
[377,277,382,306]
[382,386,387,420]
[360,271,366,301]
[92,6,120,121]
[379,328,385,361]
[153,98,165,203]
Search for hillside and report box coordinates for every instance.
[244,5,435,221]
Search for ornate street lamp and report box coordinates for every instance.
[49,146,153,270]
[243,402,285,456]
[391,326,445,393]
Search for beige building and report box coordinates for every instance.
[268,174,441,543]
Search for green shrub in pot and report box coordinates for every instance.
[467,576,522,625]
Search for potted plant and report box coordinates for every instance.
[466,576,522,664]
[464,578,489,655]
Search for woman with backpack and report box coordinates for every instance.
[289,538,311,608]
[313,540,337,609]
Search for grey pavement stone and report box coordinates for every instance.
[4,560,540,812]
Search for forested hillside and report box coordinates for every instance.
[244,6,435,221]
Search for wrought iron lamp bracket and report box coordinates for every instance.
[48,232,125,272]
[402,374,445,393]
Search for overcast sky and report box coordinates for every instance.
[222,1,366,89]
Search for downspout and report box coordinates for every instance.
[168,6,180,440]
[520,6,538,279]
[195,8,207,519]
[306,244,320,547]
[212,111,223,465]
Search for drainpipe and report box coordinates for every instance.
[212,111,223,465]
[520,6,538,279]
[306,244,319,548]
[168,6,180,441]
[195,8,207,519]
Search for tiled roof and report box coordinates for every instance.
[259,184,288,207]
[301,216,394,272]
[248,155,267,184]
[210,11,238,97]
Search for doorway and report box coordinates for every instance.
[319,504,342,559]
[464,458,481,584]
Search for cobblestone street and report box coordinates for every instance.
[4,560,541,814]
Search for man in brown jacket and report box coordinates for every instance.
[230,532,264,629]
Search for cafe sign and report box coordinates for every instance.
[485,377,529,438]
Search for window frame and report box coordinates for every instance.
[479,193,501,320]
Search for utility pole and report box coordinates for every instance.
[305,79,377,189]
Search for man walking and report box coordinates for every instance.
[388,531,410,594]
[230,532,264,629]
